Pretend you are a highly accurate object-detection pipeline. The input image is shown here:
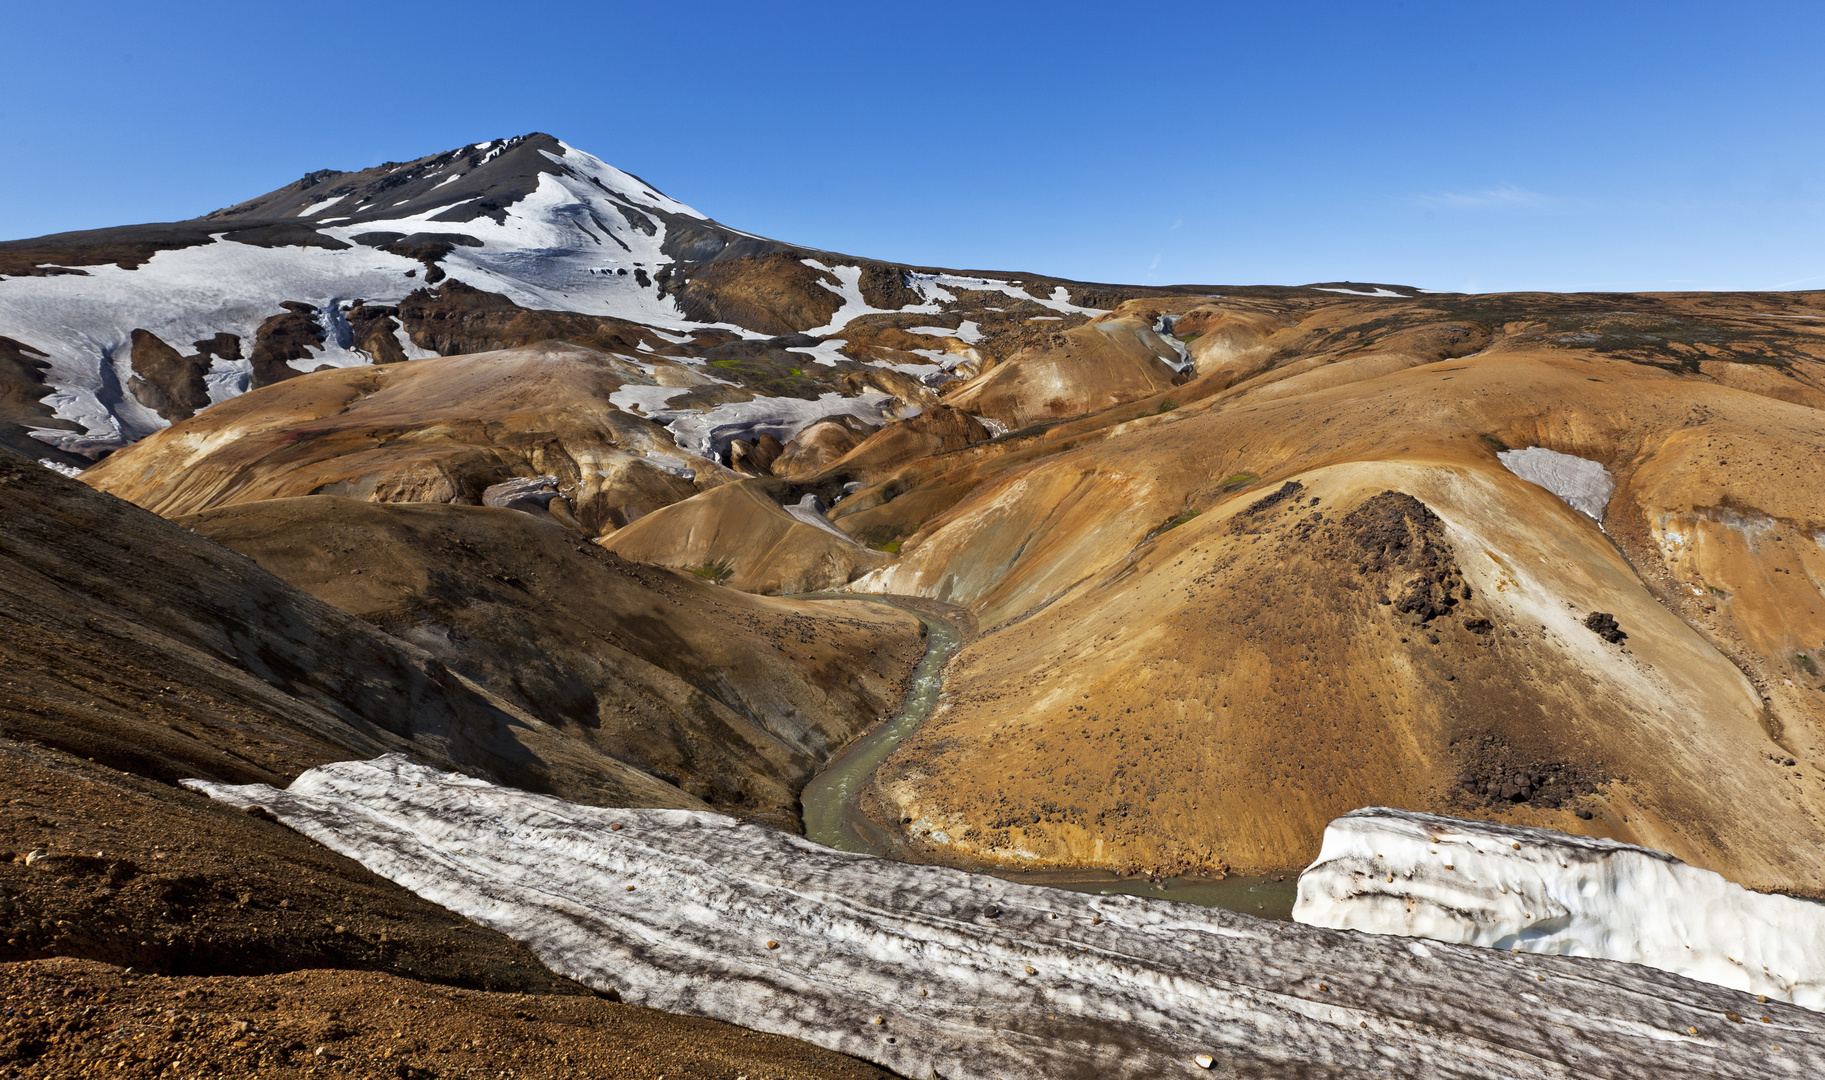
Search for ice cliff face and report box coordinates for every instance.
[186,757,1825,1080]
[1294,807,1825,1008]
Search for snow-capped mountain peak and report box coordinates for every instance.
[0,134,777,455]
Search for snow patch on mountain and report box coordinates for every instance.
[0,240,433,450]
[1498,447,1615,520]
[184,756,1825,1080]
[608,383,694,416]
[657,392,904,463]
[907,319,983,343]
[784,493,858,543]
[37,458,83,478]
[914,273,1104,316]
[1294,807,1825,1008]
[1314,286,1405,298]
[0,140,741,453]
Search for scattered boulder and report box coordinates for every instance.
[1585,612,1627,644]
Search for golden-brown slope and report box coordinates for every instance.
[80,342,725,532]
[943,313,1184,428]
[847,343,1825,892]
[599,479,894,594]
[185,496,923,828]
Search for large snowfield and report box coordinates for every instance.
[188,757,1825,1080]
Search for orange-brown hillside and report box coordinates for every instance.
[833,289,1825,893]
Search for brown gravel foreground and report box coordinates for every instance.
[0,958,896,1080]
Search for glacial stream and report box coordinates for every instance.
[797,595,962,854]
[796,593,1298,919]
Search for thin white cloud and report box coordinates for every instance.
[1414,185,1558,211]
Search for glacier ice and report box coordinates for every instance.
[1295,807,1825,1008]
[186,757,1824,1080]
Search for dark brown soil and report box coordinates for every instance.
[856,266,922,310]
[1449,734,1607,810]
[0,338,85,470]
[0,739,572,990]
[345,303,408,366]
[0,958,893,1079]
[666,253,843,337]
[192,334,242,363]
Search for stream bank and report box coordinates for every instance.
[793,592,1299,918]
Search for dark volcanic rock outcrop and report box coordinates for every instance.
[398,280,661,356]
[668,252,845,336]
[248,301,326,388]
[127,328,211,421]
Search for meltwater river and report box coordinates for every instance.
[793,593,1298,919]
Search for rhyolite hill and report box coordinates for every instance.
[3,132,1825,1076]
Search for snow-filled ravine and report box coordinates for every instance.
[1295,806,1825,1008]
[1498,446,1615,521]
[188,757,1825,1080]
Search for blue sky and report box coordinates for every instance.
[4,1,1821,293]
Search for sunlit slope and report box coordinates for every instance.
[80,342,724,530]
[850,345,1825,891]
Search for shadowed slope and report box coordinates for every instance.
[185,496,923,828]
[0,445,698,809]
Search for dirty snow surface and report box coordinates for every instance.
[1295,807,1825,1009]
[187,757,1824,1080]
[784,493,858,543]
[1498,446,1615,520]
